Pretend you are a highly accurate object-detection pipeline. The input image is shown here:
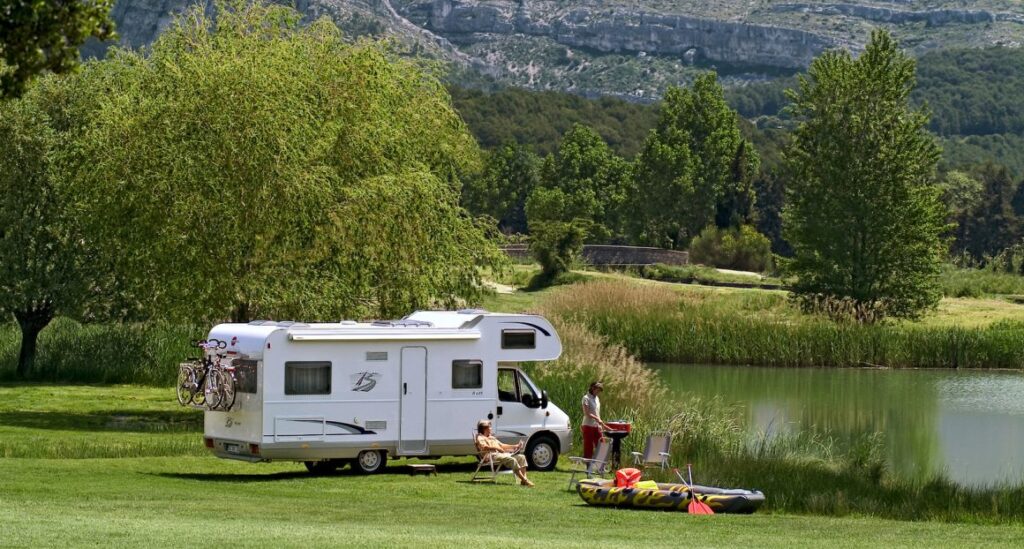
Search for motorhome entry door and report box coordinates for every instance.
[399,346,427,454]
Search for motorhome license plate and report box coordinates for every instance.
[224,443,241,454]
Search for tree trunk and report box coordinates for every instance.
[14,302,54,379]
[231,301,250,324]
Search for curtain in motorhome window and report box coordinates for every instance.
[285,361,331,395]
[234,360,258,393]
[501,329,536,349]
[452,360,482,389]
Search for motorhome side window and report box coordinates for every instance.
[501,329,536,349]
[234,359,258,393]
[497,368,519,402]
[284,361,331,395]
[452,360,482,389]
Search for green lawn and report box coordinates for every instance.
[1,383,1023,546]
[4,457,1024,548]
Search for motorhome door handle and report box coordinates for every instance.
[497,406,503,416]
[403,383,407,395]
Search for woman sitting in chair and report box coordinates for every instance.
[475,419,535,487]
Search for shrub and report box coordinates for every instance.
[689,225,773,272]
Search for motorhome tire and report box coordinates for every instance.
[526,435,558,471]
[304,460,338,475]
[353,450,386,474]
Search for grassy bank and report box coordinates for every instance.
[543,280,1024,369]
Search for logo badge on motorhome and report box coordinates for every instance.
[351,372,380,392]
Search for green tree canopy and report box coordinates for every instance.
[632,73,759,249]
[783,30,947,321]
[0,0,115,97]
[61,0,501,322]
[536,123,630,242]
[952,164,1021,261]
[461,142,541,234]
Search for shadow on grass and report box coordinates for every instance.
[152,471,315,483]
[0,410,201,432]
[153,460,487,484]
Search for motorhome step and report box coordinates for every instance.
[408,464,437,476]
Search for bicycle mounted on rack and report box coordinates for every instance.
[177,338,238,411]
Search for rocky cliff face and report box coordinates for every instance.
[85,0,1024,98]
[770,3,1021,26]
[401,0,833,70]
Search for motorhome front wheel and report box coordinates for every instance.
[304,460,341,475]
[526,435,558,471]
[353,450,386,474]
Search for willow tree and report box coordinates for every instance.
[783,30,947,321]
[0,65,128,377]
[64,0,502,322]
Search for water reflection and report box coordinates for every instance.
[652,364,1024,487]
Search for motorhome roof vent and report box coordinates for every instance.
[457,309,488,314]
[276,321,309,328]
[371,319,433,328]
[248,320,275,326]
[339,320,357,325]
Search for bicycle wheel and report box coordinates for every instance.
[219,372,236,411]
[176,365,194,406]
[203,369,221,410]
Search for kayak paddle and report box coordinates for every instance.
[674,464,714,515]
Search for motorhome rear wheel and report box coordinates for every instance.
[353,450,387,474]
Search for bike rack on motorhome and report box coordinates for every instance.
[199,309,573,474]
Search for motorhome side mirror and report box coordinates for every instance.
[541,390,549,410]
[522,394,537,408]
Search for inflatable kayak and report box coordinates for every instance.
[576,479,765,514]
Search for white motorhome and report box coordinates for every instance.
[201,310,572,474]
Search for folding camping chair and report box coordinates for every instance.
[630,431,672,472]
[470,432,517,483]
[567,437,612,490]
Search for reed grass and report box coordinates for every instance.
[544,280,1024,369]
[0,318,203,385]
[939,265,1024,298]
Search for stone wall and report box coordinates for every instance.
[503,244,689,266]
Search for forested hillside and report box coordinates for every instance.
[725,47,1024,175]
[456,47,1024,177]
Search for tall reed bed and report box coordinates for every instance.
[545,281,1024,369]
[0,319,203,385]
[939,265,1024,298]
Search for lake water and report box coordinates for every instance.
[652,364,1024,487]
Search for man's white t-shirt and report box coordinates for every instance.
[581,392,600,427]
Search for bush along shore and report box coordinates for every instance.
[544,280,1024,369]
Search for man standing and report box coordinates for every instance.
[581,381,608,459]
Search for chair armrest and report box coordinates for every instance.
[658,452,670,458]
